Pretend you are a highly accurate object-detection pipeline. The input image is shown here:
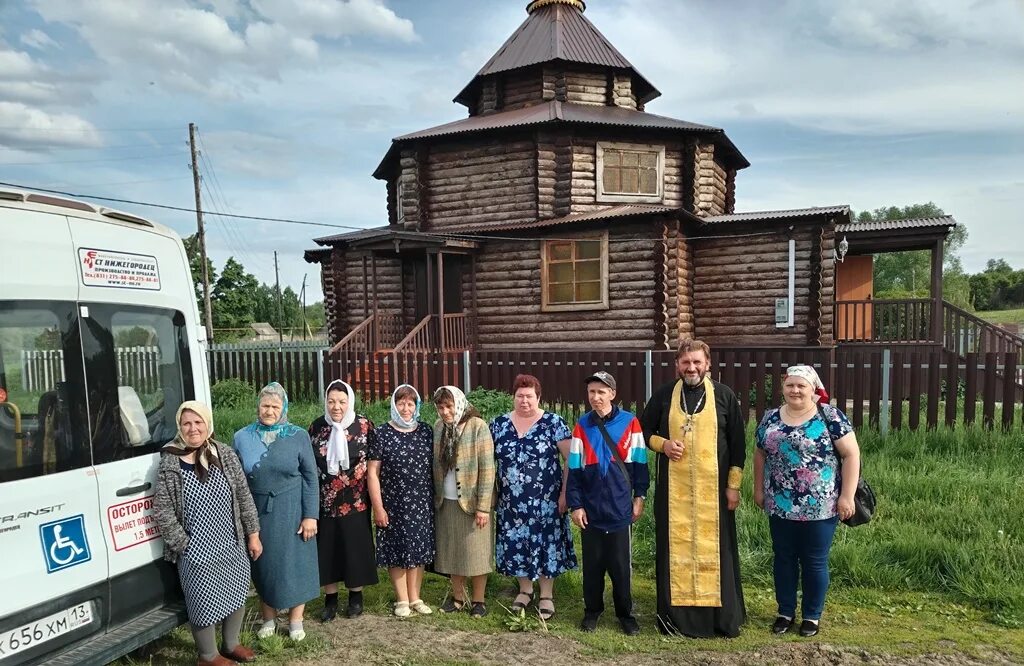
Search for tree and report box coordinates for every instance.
[212,257,260,335]
[853,202,970,307]
[182,233,217,318]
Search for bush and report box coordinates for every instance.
[211,378,257,410]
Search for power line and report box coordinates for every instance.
[0,179,788,245]
[0,125,182,133]
[0,152,185,166]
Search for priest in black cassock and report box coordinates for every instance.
[639,339,746,638]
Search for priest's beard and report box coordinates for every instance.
[681,372,706,387]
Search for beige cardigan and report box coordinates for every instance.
[432,416,495,515]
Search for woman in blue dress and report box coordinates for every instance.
[491,374,576,620]
[233,382,320,642]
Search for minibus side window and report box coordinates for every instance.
[80,304,195,463]
[0,301,91,482]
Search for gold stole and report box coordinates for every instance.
[666,376,721,607]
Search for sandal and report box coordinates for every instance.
[470,601,488,618]
[537,597,555,621]
[439,596,466,614]
[511,592,533,612]
[409,599,433,615]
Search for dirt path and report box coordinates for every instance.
[294,613,1019,666]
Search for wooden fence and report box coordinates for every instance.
[207,345,1023,430]
[23,347,163,393]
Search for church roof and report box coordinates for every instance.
[454,0,659,107]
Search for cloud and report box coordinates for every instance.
[19,28,59,51]
[0,101,102,149]
[595,0,1024,136]
[28,0,418,98]
[250,0,418,43]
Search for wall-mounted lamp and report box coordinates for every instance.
[835,235,849,263]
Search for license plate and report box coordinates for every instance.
[0,602,93,661]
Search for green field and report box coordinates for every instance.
[977,308,1024,325]
[120,389,1024,664]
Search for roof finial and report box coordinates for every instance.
[527,0,586,14]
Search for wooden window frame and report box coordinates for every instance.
[595,141,665,203]
[540,233,610,313]
[394,175,406,224]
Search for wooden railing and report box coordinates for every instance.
[442,313,469,351]
[375,313,406,350]
[330,315,376,353]
[835,299,934,343]
[392,315,437,353]
[944,302,1024,366]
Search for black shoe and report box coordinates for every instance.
[579,613,600,632]
[470,601,488,618]
[772,616,795,634]
[439,597,466,614]
[619,616,640,636]
[345,600,363,618]
[320,605,337,623]
[799,619,819,637]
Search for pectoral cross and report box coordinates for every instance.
[682,418,694,435]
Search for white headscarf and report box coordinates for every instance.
[390,384,421,429]
[325,379,356,475]
[785,365,829,402]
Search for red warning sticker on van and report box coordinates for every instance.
[79,248,161,291]
[106,495,160,551]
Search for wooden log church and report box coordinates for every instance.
[305,0,962,357]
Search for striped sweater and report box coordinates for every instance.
[566,406,649,532]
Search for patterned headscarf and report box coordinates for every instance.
[234,382,304,475]
[434,385,468,473]
[164,400,221,482]
[786,365,829,402]
[390,384,421,429]
[324,379,356,475]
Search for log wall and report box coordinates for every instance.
[322,248,343,345]
[564,68,608,106]
[692,228,818,345]
[502,70,545,111]
[338,253,403,333]
[611,72,638,110]
[694,142,728,217]
[424,138,537,230]
[818,227,836,346]
[569,135,686,214]
[473,223,659,349]
[398,149,421,229]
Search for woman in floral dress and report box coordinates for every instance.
[308,380,378,621]
[754,365,861,638]
[491,374,576,620]
[368,384,435,617]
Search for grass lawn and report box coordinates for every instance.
[118,389,1024,664]
[976,308,1024,325]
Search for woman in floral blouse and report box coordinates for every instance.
[308,380,378,621]
[754,365,861,638]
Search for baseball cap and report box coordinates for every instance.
[584,371,616,390]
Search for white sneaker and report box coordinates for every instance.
[409,600,433,615]
[393,601,412,618]
[256,622,276,639]
[289,628,306,641]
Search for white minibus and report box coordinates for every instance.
[0,188,209,664]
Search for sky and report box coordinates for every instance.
[2,0,1022,303]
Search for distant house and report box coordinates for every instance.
[305,0,957,353]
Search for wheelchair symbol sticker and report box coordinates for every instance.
[39,515,92,573]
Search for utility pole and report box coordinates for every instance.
[300,273,308,341]
[189,122,214,344]
[274,250,284,349]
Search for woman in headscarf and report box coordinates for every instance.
[233,382,320,642]
[153,401,260,666]
[368,384,435,617]
[307,380,378,621]
[431,386,495,618]
[754,365,861,638]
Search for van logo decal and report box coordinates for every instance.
[39,515,92,573]
[78,248,161,291]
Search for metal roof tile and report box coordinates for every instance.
[703,206,852,224]
[836,215,957,233]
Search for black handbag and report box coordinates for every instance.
[817,404,876,527]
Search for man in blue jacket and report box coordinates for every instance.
[567,371,650,635]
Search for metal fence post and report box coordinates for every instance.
[880,348,891,436]
[463,350,471,393]
[317,348,327,398]
[645,350,653,403]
